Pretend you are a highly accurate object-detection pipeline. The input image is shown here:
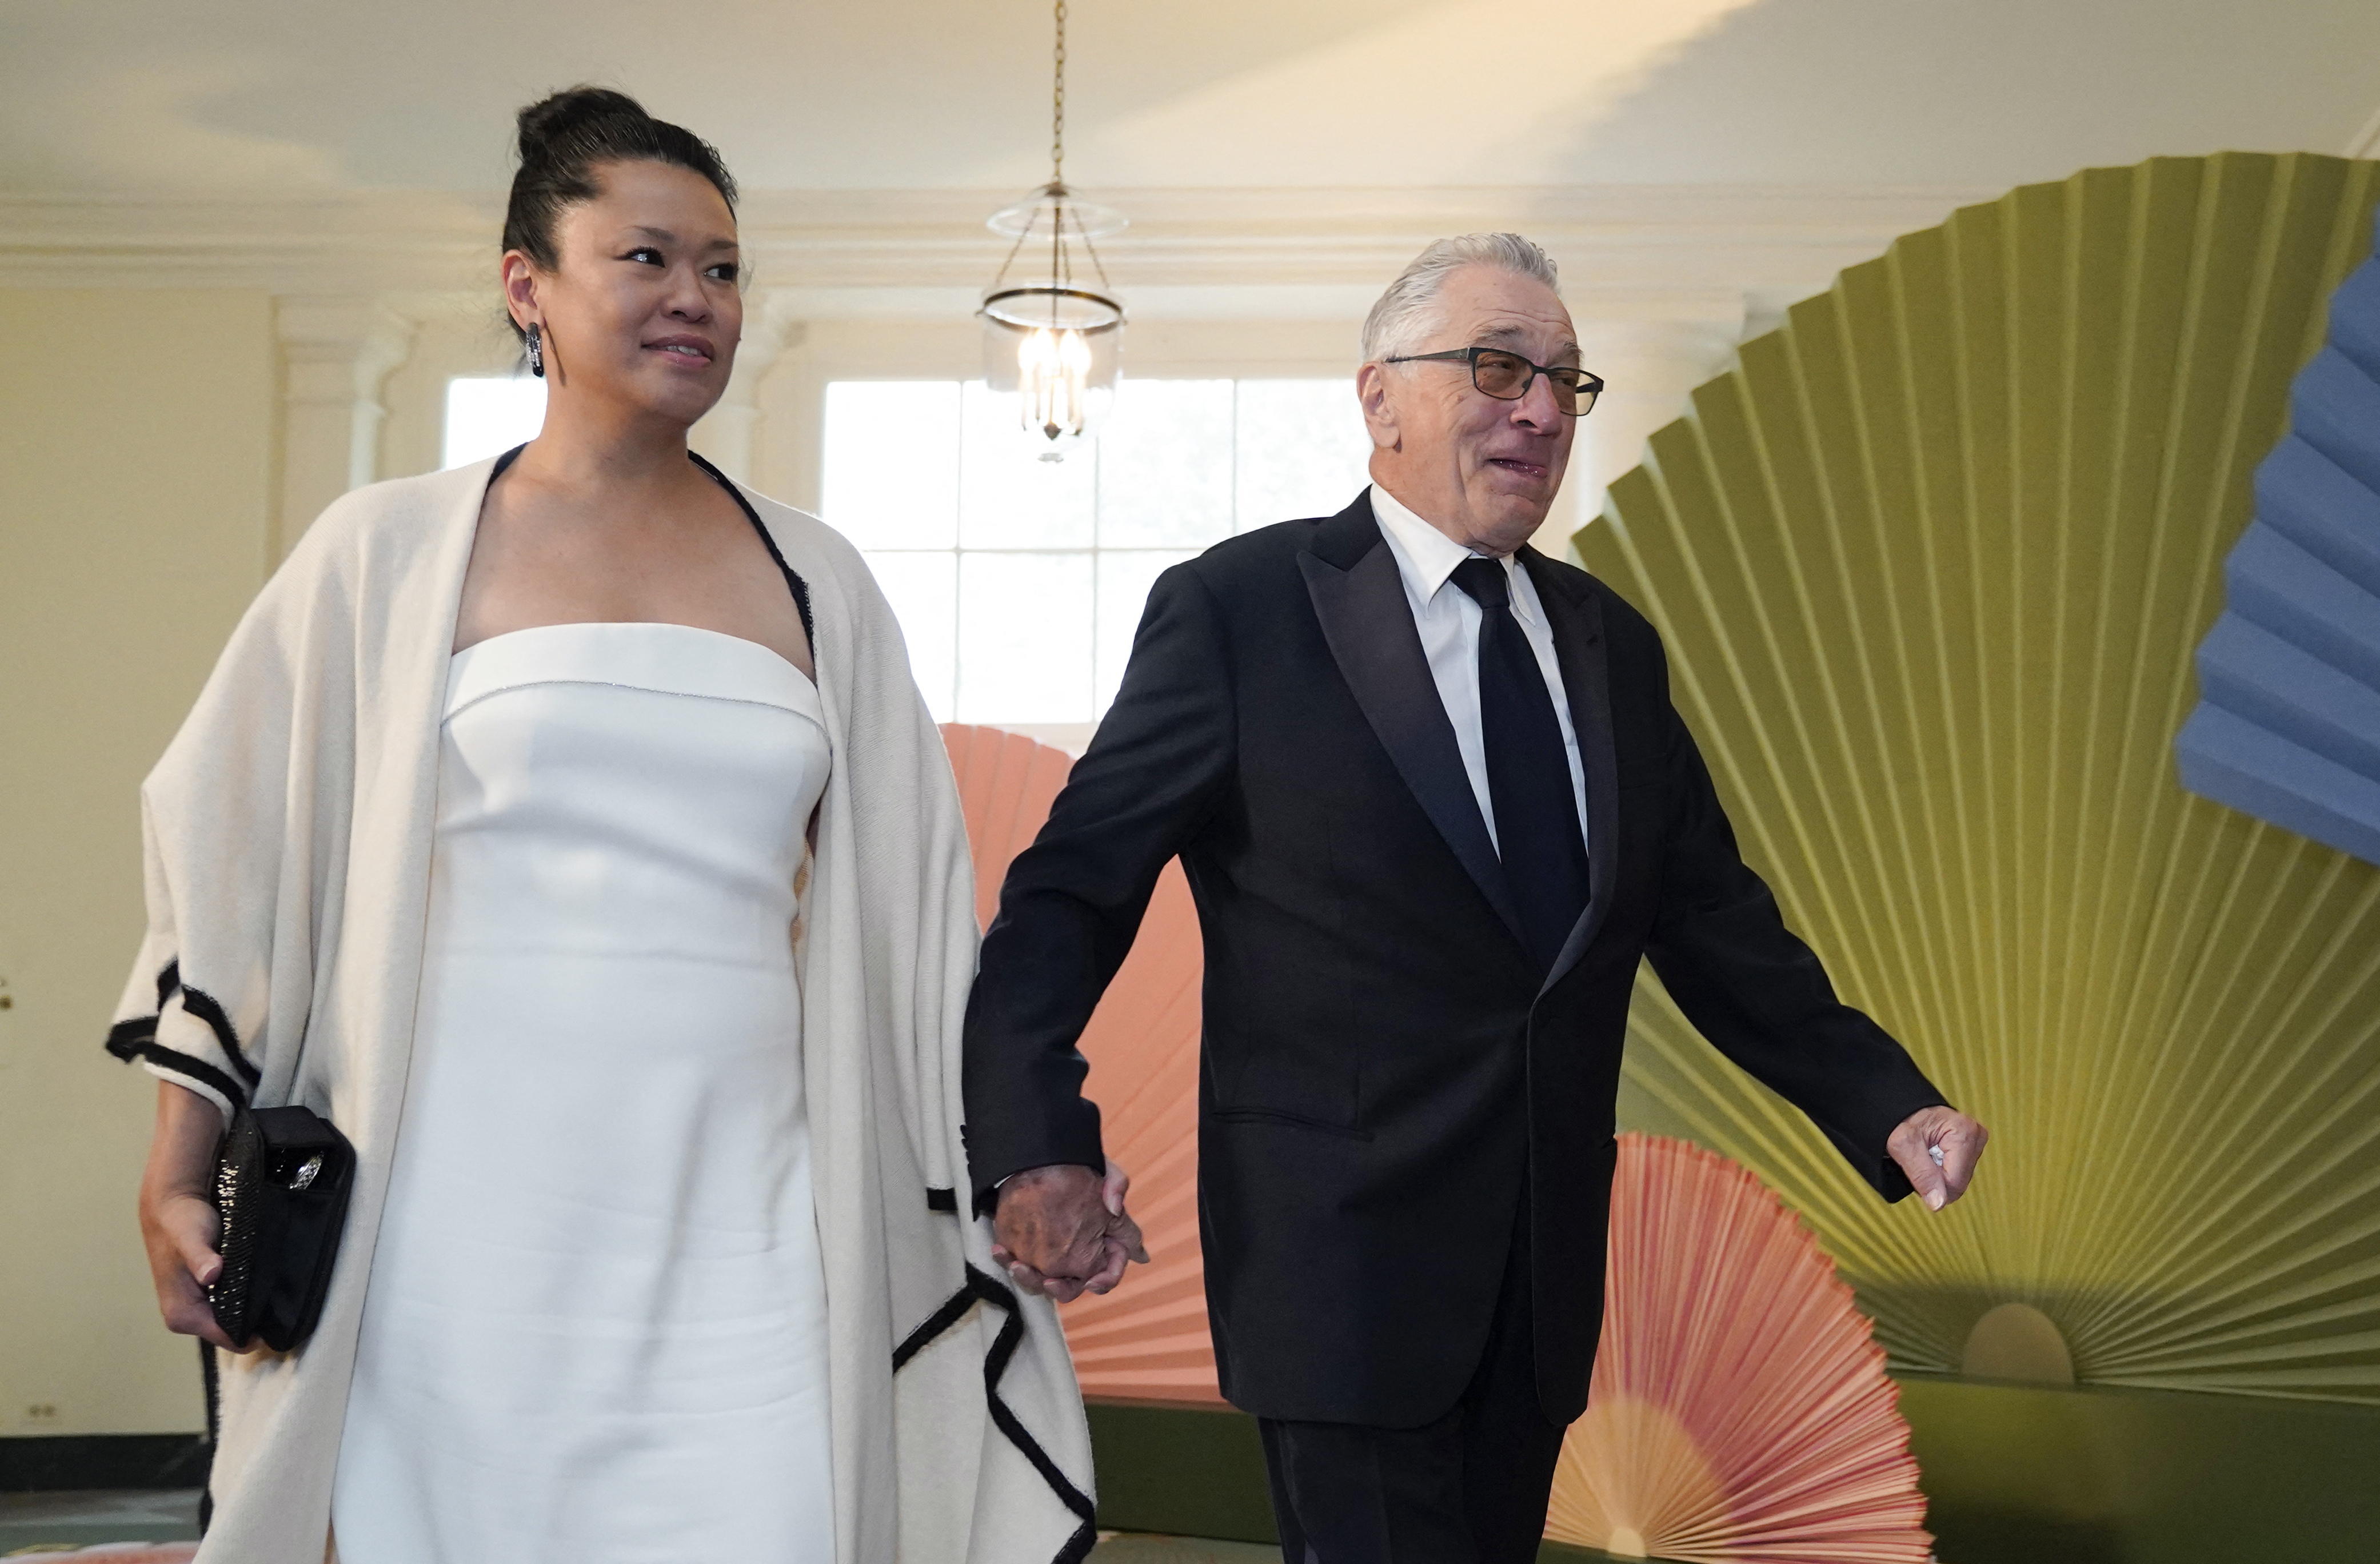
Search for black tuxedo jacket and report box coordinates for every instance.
[962,490,1946,1427]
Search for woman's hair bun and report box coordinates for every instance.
[516,86,650,167]
[499,85,740,321]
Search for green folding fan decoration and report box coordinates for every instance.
[1577,153,2380,1404]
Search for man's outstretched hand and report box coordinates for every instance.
[990,1160,1150,1303]
[1887,1104,1989,1211]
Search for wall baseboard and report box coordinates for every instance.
[0,1435,209,1493]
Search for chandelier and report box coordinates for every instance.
[980,0,1124,460]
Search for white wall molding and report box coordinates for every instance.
[3,192,501,293]
[274,295,416,556]
[0,184,1995,316]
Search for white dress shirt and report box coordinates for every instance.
[1368,483,1590,858]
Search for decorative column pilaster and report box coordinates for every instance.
[274,296,416,557]
[1548,301,1747,555]
[691,292,805,486]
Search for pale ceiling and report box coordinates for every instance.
[5,0,2377,197]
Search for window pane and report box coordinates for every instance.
[957,552,1095,723]
[959,381,1096,549]
[1096,549,1197,715]
[824,382,961,549]
[863,551,959,723]
[1233,379,1372,532]
[1097,380,1236,548]
[442,376,546,469]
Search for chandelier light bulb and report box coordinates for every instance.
[1016,326,1097,452]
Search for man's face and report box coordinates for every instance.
[1358,265,1580,556]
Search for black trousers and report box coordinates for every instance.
[1256,1196,1570,1564]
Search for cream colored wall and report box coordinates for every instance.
[0,289,278,1437]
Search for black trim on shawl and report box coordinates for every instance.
[112,1040,249,1110]
[105,961,255,1106]
[925,1186,959,1212]
[894,1261,1100,1564]
[178,983,260,1088]
[892,1279,982,1372]
[105,1015,157,1062]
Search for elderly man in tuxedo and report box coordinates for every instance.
[962,233,1988,1562]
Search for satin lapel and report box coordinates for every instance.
[1299,498,1527,949]
[1526,549,1622,997]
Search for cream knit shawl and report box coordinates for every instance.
[106,456,1096,1564]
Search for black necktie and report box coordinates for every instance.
[1451,557,1590,972]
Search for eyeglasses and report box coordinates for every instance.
[1383,346,1603,416]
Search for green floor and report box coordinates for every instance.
[0,1490,201,1552]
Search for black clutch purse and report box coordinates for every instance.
[209,1105,355,1352]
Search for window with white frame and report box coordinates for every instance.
[442,376,547,469]
[822,377,1373,724]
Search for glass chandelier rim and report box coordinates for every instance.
[980,285,1126,332]
[988,182,1129,241]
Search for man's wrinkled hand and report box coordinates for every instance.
[1887,1104,1988,1211]
[989,1160,1149,1303]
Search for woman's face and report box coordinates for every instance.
[506,158,744,429]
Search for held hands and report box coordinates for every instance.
[989,1160,1151,1303]
[1886,1104,1989,1211]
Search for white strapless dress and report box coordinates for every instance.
[332,622,836,1563]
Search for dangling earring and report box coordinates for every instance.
[526,322,545,378]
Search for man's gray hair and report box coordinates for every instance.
[1359,233,1560,365]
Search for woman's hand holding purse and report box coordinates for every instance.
[139,1080,237,1350]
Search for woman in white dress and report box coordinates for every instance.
[119,88,1139,1564]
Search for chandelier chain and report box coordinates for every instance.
[1051,0,1067,186]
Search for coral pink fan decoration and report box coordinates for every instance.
[1547,1135,1931,1562]
[941,725,1224,1405]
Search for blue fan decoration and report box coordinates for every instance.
[2177,211,2380,867]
